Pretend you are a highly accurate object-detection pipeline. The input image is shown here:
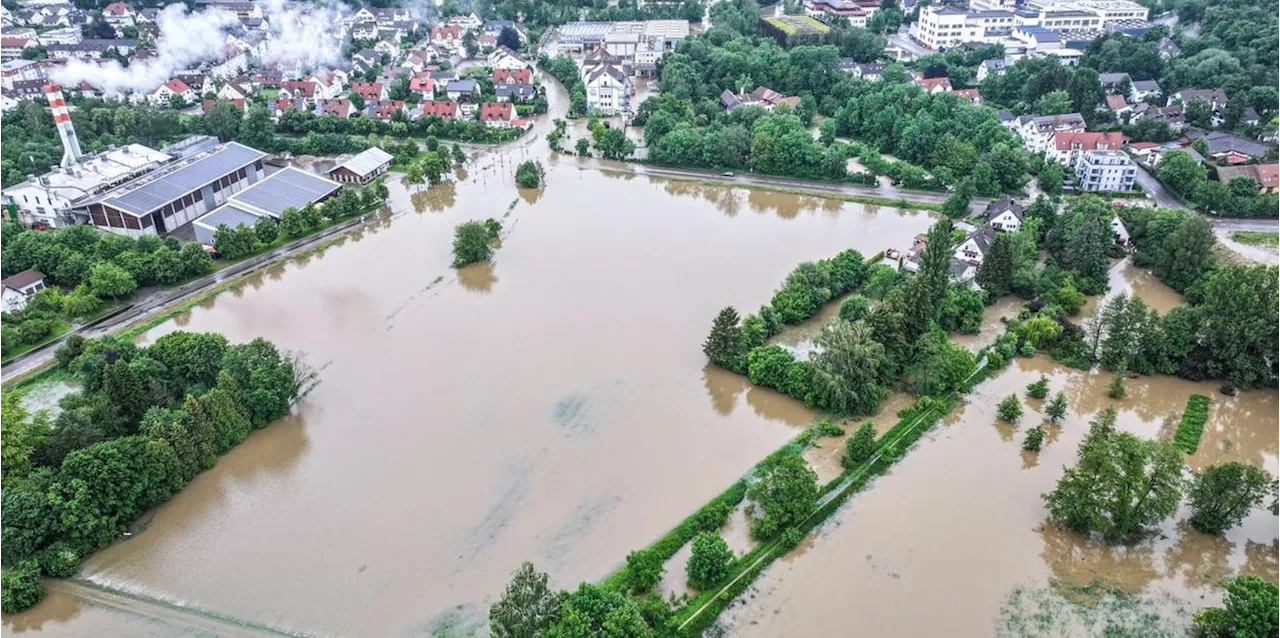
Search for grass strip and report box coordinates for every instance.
[1230,231,1279,246]
[0,319,71,364]
[693,179,946,212]
[1172,394,1210,453]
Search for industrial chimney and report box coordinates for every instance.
[44,83,83,167]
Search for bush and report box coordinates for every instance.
[816,420,844,437]
[1106,374,1126,399]
[1023,425,1045,452]
[686,532,734,590]
[841,422,877,469]
[35,543,79,577]
[996,394,1023,422]
[515,160,544,188]
[1173,394,1209,453]
[838,295,870,323]
[452,219,500,267]
[780,526,805,550]
[1,561,44,613]
[1026,374,1049,399]
[690,500,733,534]
[623,549,663,593]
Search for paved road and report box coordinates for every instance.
[2,216,366,380]
[1132,164,1187,209]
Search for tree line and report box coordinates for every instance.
[1,331,308,612]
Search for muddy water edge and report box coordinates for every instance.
[718,353,1278,637]
[2,144,938,634]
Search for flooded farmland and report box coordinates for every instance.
[717,355,1278,637]
[3,146,937,635]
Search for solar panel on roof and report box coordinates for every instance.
[228,168,341,217]
[103,143,266,215]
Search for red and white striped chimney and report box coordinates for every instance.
[44,83,83,167]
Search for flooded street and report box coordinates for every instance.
[4,131,935,634]
[717,356,1278,637]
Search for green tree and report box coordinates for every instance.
[1187,462,1272,535]
[515,160,544,188]
[279,207,305,238]
[1154,215,1214,292]
[1196,265,1278,389]
[841,422,877,469]
[1045,391,1068,423]
[1106,374,1126,399]
[996,394,1023,422]
[1155,151,1206,201]
[686,531,734,590]
[575,137,591,156]
[1043,408,1183,540]
[0,561,44,613]
[977,232,1014,298]
[203,101,242,142]
[593,128,635,160]
[88,262,136,300]
[1023,425,1046,452]
[623,548,663,593]
[1026,374,1049,399]
[838,294,870,323]
[1195,575,1279,638]
[1,392,50,484]
[178,242,213,277]
[452,220,497,267]
[809,319,890,415]
[547,583,651,638]
[747,450,818,540]
[941,178,973,219]
[489,561,566,638]
[1033,90,1072,115]
[254,217,279,245]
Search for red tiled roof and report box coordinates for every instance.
[915,77,952,91]
[352,82,384,101]
[431,26,461,40]
[103,2,132,15]
[2,37,36,48]
[164,78,190,93]
[1129,141,1160,150]
[479,101,513,122]
[420,100,457,118]
[1053,131,1128,152]
[371,100,405,120]
[493,68,532,84]
[1105,94,1128,110]
[319,99,352,118]
[1216,163,1279,189]
[281,80,316,97]
[948,88,981,104]
[410,75,435,92]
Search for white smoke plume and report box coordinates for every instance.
[52,1,354,96]
[259,0,351,72]
[53,4,239,96]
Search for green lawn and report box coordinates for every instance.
[1,320,71,364]
[1230,230,1278,246]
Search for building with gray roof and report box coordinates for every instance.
[192,166,342,245]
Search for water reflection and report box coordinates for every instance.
[1038,521,1162,593]
[412,180,457,213]
[458,262,498,293]
[702,364,749,416]
[1164,521,1234,590]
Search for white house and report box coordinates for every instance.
[954,226,996,264]
[1074,150,1137,192]
[1,269,45,313]
[488,46,529,71]
[979,196,1025,232]
[149,78,196,105]
[584,62,631,115]
[217,80,251,101]
[1008,113,1086,156]
[373,39,400,60]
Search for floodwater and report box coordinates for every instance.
[718,356,1279,637]
[3,134,936,634]
[1083,259,1185,318]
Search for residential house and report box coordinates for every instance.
[279,80,318,104]
[913,76,952,93]
[1171,88,1228,112]
[493,67,532,85]
[447,12,483,31]
[1239,107,1261,127]
[949,88,981,105]
[976,58,1006,82]
[217,79,251,101]
[1192,130,1270,164]
[47,38,137,60]
[316,98,354,119]
[351,20,379,40]
[419,100,458,120]
[1050,131,1128,168]
[37,26,82,46]
[1074,150,1136,192]
[401,49,433,73]
[1214,164,1279,194]
[409,74,435,99]
[102,2,135,28]
[495,83,535,102]
[446,78,479,102]
[352,81,387,102]
[954,226,995,264]
[1098,72,1131,93]
[978,196,1025,232]
[484,19,526,43]
[431,26,463,47]
[479,101,514,128]
[488,46,529,71]
[328,147,394,184]
[852,62,885,81]
[367,100,405,121]
[1008,113,1087,155]
[1104,93,1131,115]
[1130,79,1160,102]
[0,36,37,61]
[352,48,381,74]
[1126,141,1166,167]
[719,86,798,112]
[271,96,307,120]
[0,59,47,89]
[1,270,45,313]
[149,78,196,105]
[373,39,400,60]
[1156,37,1180,58]
[308,71,345,100]
[1133,103,1185,129]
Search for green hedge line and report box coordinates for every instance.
[1173,394,1210,453]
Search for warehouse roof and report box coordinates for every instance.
[99,142,264,215]
[332,147,394,178]
[229,167,341,217]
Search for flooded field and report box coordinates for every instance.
[3,144,936,634]
[718,355,1278,637]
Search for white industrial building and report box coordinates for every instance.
[190,167,342,245]
[911,0,1148,50]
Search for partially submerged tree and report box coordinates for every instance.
[1187,462,1273,535]
[489,562,566,638]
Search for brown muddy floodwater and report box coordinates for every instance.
[4,150,936,636]
[718,356,1278,637]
